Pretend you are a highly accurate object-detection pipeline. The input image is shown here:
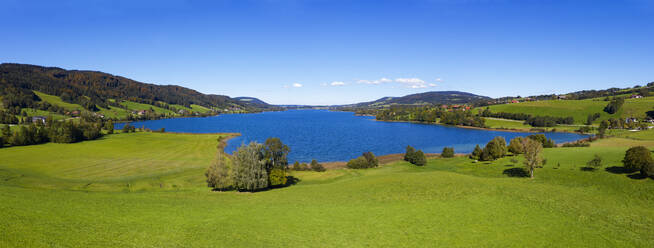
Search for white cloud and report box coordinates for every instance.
[357,77,438,88]
[292,83,303,88]
[395,78,429,88]
[330,81,346,86]
[357,77,392,85]
[435,78,443,82]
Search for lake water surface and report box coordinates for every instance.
[116,110,588,162]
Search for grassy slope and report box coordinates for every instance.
[0,133,653,247]
[479,97,654,125]
[0,132,224,191]
[34,91,84,110]
[24,91,214,119]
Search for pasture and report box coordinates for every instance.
[479,97,654,124]
[0,132,653,247]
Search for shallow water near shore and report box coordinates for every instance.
[116,110,588,162]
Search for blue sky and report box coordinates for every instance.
[1,0,653,105]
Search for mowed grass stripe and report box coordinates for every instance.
[0,132,222,181]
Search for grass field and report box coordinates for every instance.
[1,132,653,247]
[34,91,85,110]
[479,97,654,124]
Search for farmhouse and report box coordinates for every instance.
[32,116,46,124]
[630,94,643,99]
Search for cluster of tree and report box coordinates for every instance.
[205,138,292,192]
[586,113,602,125]
[440,110,486,128]
[475,137,508,161]
[506,135,555,154]
[603,97,625,114]
[375,105,439,122]
[346,152,379,169]
[121,123,137,133]
[480,109,531,121]
[441,147,455,158]
[0,110,19,124]
[404,146,427,166]
[561,141,590,147]
[598,118,648,133]
[375,106,486,128]
[623,146,654,177]
[469,136,546,177]
[291,160,325,172]
[524,116,574,127]
[481,108,574,127]
[525,134,556,148]
[0,120,106,147]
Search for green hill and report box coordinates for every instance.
[0,63,276,121]
[0,131,653,247]
[344,91,490,108]
[479,97,654,125]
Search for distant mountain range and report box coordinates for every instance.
[0,63,276,114]
[0,63,491,115]
[234,97,275,109]
[340,91,491,108]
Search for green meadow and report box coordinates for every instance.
[479,97,654,125]
[1,132,653,247]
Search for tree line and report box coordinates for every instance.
[375,106,486,128]
[0,119,105,147]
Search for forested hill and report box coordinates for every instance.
[344,91,490,108]
[0,63,273,115]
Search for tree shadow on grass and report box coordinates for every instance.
[605,166,650,180]
[627,173,649,180]
[605,166,632,174]
[285,176,300,186]
[579,167,596,172]
[503,167,529,177]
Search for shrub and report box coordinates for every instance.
[291,161,301,170]
[268,168,287,187]
[562,141,590,147]
[527,134,555,148]
[586,154,603,170]
[347,152,378,169]
[405,146,427,165]
[291,161,309,171]
[604,97,624,114]
[346,156,370,169]
[122,123,136,133]
[413,150,427,166]
[441,147,454,158]
[205,152,232,190]
[404,145,416,161]
[480,136,507,161]
[469,144,482,160]
[232,142,268,191]
[508,137,525,154]
[363,152,379,168]
[623,146,654,174]
[310,160,326,172]
[104,120,114,134]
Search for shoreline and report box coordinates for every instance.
[372,118,590,134]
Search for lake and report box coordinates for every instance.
[116,110,588,162]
